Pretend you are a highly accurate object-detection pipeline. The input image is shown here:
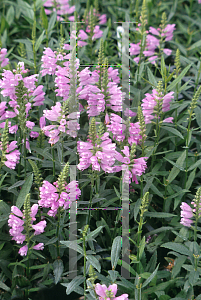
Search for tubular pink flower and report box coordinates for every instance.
[33,243,44,250]
[19,245,28,256]
[41,47,58,76]
[32,220,47,235]
[11,206,23,217]
[43,102,62,121]
[0,48,9,67]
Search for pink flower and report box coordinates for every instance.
[32,220,47,235]
[33,243,44,250]
[40,116,46,129]
[180,202,194,227]
[163,117,173,123]
[30,204,38,222]
[19,245,28,256]
[92,25,103,40]
[41,47,58,77]
[0,48,9,67]
[43,102,62,121]
[26,121,35,130]
[9,125,18,134]
[95,283,129,300]
[163,48,172,56]
[149,27,160,36]
[5,150,20,170]
[130,43,141,56]
[30,131,39,138]
[11,206,23,217]
[32,85,45,106]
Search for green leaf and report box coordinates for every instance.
[14,275,31,287]
[188,270,199,286]
[187,159,201,171]
[105,257,136,276]
[161,242,191,256]
[171,255,186,279]
[147,66,157,86]
[60,241,84,255]
[6,5,14,26]
[167,64,192,91]
[142,264,159,288]
[164,158,185,171]
[161,126,184,140]
[53,259,64,284]
[35,30,45,51]
[167,150,186,184]
[144,212,176,218]
[63,275,85,295]
[111,236,121,270]
[48,11,57,32]
[12,54,34,67]
[189,241,200,256]
[187,40,201,51]
[16,174,33,209]
[139,236,146,260]
[0,173,7,188]
[0,281,10,292]
[113,185,121,199]
[86,226,104,242]
[143,279,176,295]
[195,106,201,128]
[186,169,196,190]
[86,255,101,273]
[41,6,48,30]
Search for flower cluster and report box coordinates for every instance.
[77,66,125,117]
[141,89,174,124]
[180,188,201,228]
[130,23,175,64]
[43,0,75,21]
[39,180,81,217]
[115,146,148,184]
[95,283,129,300]
[77,131,117,174]
[180,202,194,227]
[0,141,20,170]
[8,205,46,256]
[42,102,80,144]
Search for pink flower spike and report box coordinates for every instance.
[19,245,28,256]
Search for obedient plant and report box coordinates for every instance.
[8,194,46,256]
[130,9,175,65]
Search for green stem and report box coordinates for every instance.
[52,146,55,179]
[82,226,88,300]
[56,208,61,257]
[86,171,95,226]
[18,130,23,179]
[184,114,192,189]
[136,217,143,274]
